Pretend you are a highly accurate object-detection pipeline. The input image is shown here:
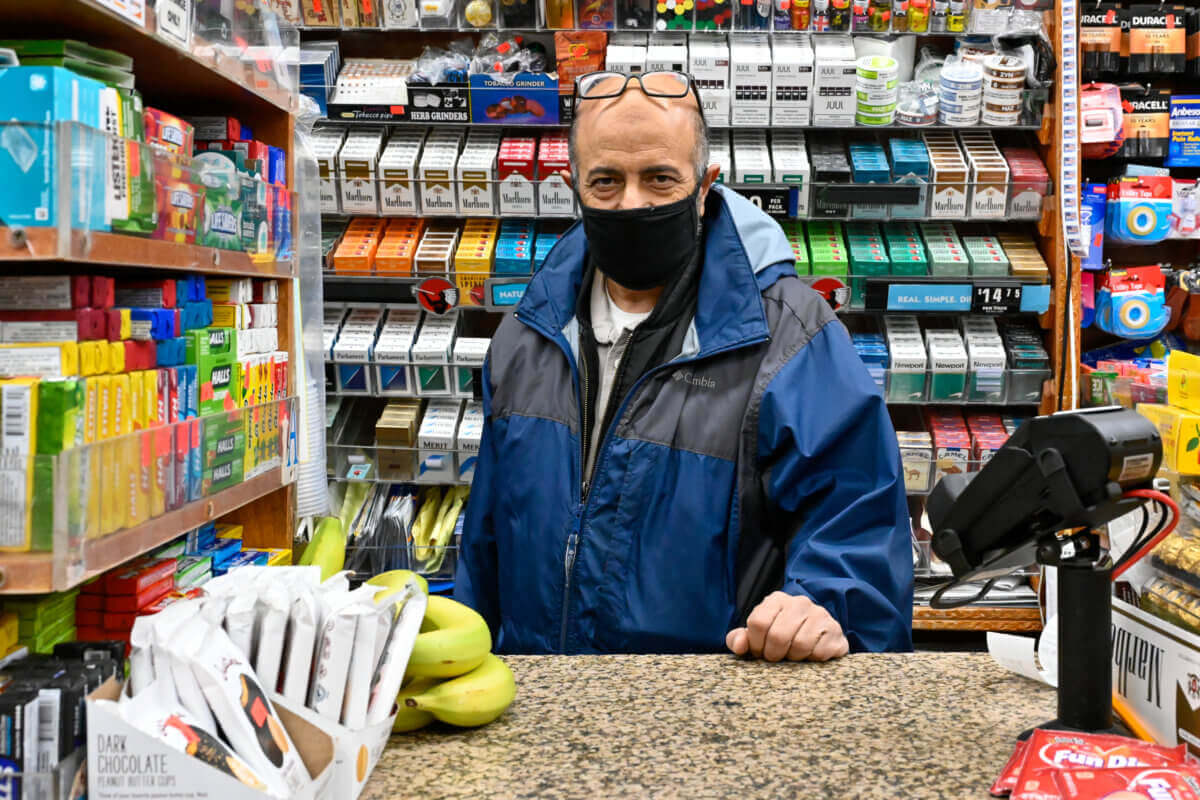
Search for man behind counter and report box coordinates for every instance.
[456,70,913,661]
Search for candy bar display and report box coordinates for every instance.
[0,275,292,555]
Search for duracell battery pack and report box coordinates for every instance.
[1081,3,1124,77]
[1118,87,1171,159]
[1129,4,1187,74]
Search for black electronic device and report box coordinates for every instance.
[928,406,1164,734]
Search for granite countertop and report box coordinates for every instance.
[364,652,1056,800]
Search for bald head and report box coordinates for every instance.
[568,79,714,211]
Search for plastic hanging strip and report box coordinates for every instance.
[1061,0,1086,258]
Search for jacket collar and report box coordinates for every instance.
[517,185,790,355]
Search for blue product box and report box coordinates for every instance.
[337,363,369,392]
[469,72,560,125]
[191,276,207,302]
[180,364,199,418]
[1081,183,1107,271]
[1168,95,1200,167]
[186,523,218,555]
[196,536,241,568]
[213,548,268,576]
[0,67,109,231]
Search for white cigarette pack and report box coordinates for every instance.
[645,42,688,73]
[312,128,347,214]
[418,398,462,481]
[708,130,731,183]
[378,131,424,216]
[689,36,730,128]
[457,131,501,217]
[337,128,385,214]
[730,36,772,127]
[418,130,464,215]
[771,36,814,126]
[732,131,771,184]
[813,36,857,127]
[456,401,484,482]
[605,44,647,74]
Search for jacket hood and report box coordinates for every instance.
[516,184,795,356]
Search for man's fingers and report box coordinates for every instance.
[786,614,823,661]
[810,631,850,662]
[726,627,749,656]
[762,605,808,662]
[745,592,787,658]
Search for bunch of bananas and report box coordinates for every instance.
[366,573,515,732]
[411,486,469,574]
[297,517,346,581]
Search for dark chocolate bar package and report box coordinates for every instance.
[0,687,40,788]
[53,640,125,670]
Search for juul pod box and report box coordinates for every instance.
[87,679,335,800]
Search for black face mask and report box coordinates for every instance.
[579,189,702,292]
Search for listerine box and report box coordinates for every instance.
[0,67,108,230]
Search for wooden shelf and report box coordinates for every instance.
[0,0,295,115]
[0,228,296,279]
[0,469,286,595]
[913,604,1043,633]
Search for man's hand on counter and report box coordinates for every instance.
[725,592,850,663]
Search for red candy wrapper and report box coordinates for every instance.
[1011,731,1188,800]
[993,739,1032,796]
[1053,766,1200,799]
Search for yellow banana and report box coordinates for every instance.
[367,569,429,598]
[411,487,442,562]
[405,595,491,679]
[298,516,345,581]
[405,654,515,728]
[391,677,441,733]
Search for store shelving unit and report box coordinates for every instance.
[312,6,1070,634]
[0,1,306,594]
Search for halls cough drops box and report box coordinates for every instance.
[1136,403,1200,475]
[186,327,241,415]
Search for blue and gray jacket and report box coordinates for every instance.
[457,185,914,654]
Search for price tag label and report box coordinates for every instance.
[972,284,1024,314]
[736,187,790,217]
[156,0,192,47]
[96,0,146,24]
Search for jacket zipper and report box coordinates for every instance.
[516,309,768,654]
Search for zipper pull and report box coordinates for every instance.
[581,480,590,503]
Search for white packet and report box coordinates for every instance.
[340,599,390,729]
[200,573,241,626]
[119,678,273,794]
[366,582,427,725]
[253,577,291,694]
[225,587,260,663]
[308,585,377,720]
[280,581,320,705]
[150,600,219,734]
[128,616,156,697]
[184,617,310,797]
